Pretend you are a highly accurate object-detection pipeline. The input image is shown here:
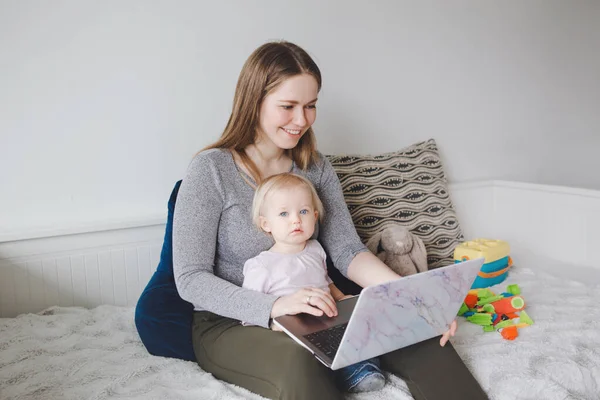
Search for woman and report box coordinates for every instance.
[172,40,487,400]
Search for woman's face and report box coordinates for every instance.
[257,74,319,150]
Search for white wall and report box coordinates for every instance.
[2,0,599,240]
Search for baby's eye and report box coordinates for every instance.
[279,211,288,217]
[299,209,309,215]
[280,105,293,110]
[305,104,317,109]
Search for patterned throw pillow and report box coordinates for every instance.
[326,139,464,269]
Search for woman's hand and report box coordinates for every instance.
[271,287,338,319]
[439,319,458,347]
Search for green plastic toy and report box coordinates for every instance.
[458,284,534,340]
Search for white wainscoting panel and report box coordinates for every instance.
[1,180,598,318]
[491,181,600,270]
[451,181,599,271]
[0,225,164,317]
[448,181,495,240]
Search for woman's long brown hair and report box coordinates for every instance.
[202,41,322,184]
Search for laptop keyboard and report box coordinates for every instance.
[303,323,348,358]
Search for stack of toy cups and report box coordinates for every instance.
[454,239,512,289]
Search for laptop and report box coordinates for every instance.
[273,257,484,370]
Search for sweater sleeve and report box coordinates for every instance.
[315,155,368,278]
[173,152,277,328]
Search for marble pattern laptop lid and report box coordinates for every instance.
[331,258,484,370]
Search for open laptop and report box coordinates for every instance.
[273,257,484,370]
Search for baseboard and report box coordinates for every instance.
[1,180,598,317]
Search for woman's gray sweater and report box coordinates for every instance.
[173,149,367,328]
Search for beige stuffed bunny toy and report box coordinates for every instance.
[366,225,429,276]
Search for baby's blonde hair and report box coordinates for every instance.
[251,173,324,231]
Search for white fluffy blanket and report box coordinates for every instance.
[1,264,599,400]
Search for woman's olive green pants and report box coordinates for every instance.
[193,311,488,400]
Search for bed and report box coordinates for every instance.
[2,258,599,400]
[3,141,599,399]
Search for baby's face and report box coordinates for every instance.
[260,185,318,246]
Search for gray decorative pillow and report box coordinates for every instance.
[326,139,463,269]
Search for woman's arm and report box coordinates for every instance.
[173,152,277,328]
[347,251,401,287]
[347,248,457,346]
[315,154,456,345]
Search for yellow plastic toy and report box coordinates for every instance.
[454,239,512,288]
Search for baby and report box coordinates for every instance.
[242,172,385,393]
